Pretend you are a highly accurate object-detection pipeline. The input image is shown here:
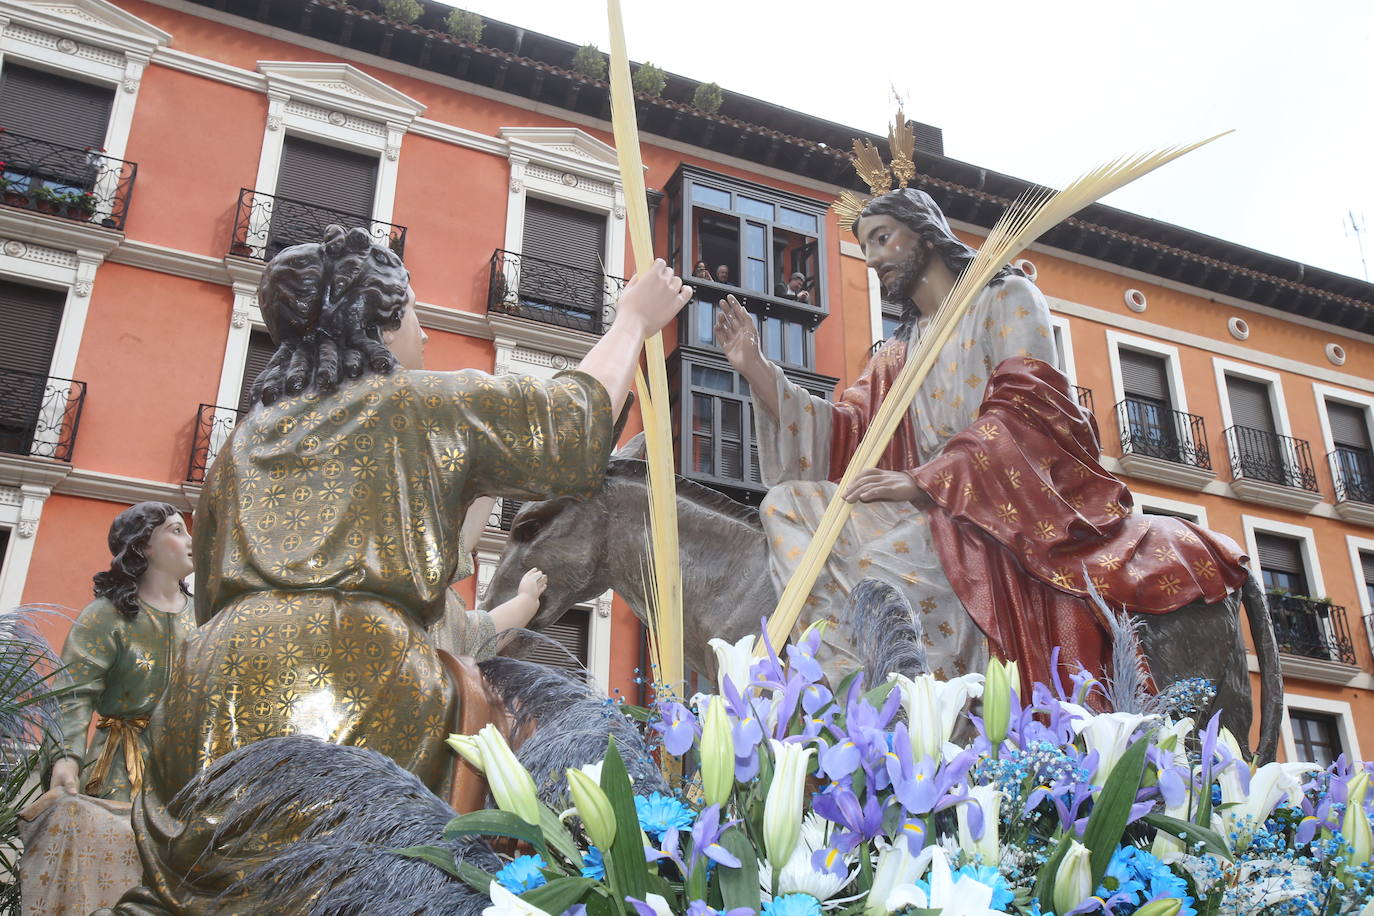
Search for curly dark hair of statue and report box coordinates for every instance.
[92,501,190,621]
[856,188,1022,330]
[251,225,411,407]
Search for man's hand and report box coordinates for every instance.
[50,757,80,795]
[616,259,693,339]
[516,567,548,601]
[841,468,930,506]
[713,295,767,376]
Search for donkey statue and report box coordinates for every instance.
[485,444,1283,761]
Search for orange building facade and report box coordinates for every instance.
[1,0,1371,764]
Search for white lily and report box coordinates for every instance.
[483,882,553,916]
[1216,734,1317,852]
[1341,770,1372,867]
[957,784,1003,865]
[889,671,984,761]
[709,633,756,695]
[1079,711,1156,786]
[763,814,855,903]
[1052,840,1093,916]
[471,724,542,826]
[1150,718,1195,862]
[885,846,1007,916]
[866,841,933,916]
[762,739,815,871]
[700,694,736,807]
[1359,895,1374,916]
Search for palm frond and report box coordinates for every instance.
[766,134,1232,651]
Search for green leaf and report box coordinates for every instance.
[1035,832,1073,915]
[391,844,461,878]
[1143,813,1234,862]
[600,738,649,904]
[861,679,896,710]
[442,809,551,861]
[458,861,496,895]
[540,802,583,868]
[716,824,761,914]
[523,876,599,913]
[1082,736,1150,888]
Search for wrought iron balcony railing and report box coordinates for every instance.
[1269,592,1358,666]
[0,368,86,462]
[187,403,246,482]
[0,128,136,230]
[1224,425,1319,491]
[488,249,624,335]
[1330,446,1374,505]
[1072,385,1094,415]
[229,188,406,262]
[1116,398,1211,469]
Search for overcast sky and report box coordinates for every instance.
[440,0,1374,283]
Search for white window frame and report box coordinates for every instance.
[1105,331,1190,414]
[1313,383,1374,515]
[1345,534,1374,661]
[1281,692,1362,765]
[1212,357,1296,440]
[1241,514,1326,599]
[0,0,169,162]
[1049,314,1078,386]
[1132,493,1208,528]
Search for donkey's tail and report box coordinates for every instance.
[1242,573,1283,763]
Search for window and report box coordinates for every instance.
[267,136,379,259]
[1327,399,1374,504]
[1288,711,1344,768]
[520,606,591,675]
[1226,375,1316,491]
[1255,532,1310,596]
[0,63,113,150]
[1119,349,1180,461]
[681,363,760,490]
[0,280,65,457]
[0,527,9,585]
[1256,532,1338,662]
[1361,550,1374,613]
[237,330,277,414]
[509,198,609,333]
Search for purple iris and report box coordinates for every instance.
[654,700,699,757]
[687,803,742,872]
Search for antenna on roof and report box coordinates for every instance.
[1345,210,1368,281]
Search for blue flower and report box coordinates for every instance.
[954,864,1015,910]
[580,847,605,880]
[761,893,823,916]
[635,792,694,839]
[495,854,547,893]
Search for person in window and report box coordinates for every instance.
[21,502,195,915]
[775,271,811,303]
[715,263,732,286]
[693,261,713,281]
[108,226,690,914]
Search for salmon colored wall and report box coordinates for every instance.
[120,66,267,255]
[69,265,230,482]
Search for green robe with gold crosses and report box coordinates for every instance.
[57,596,195,801]
[119,367,614,914]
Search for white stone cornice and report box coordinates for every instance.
[500,127,622,185]
[0,0,170,57]
[488,313,599,360]
[1229,477,1326,514]
[223,255,265,288]
[0,209,122,258]
[0,454,72,491]
[415,301,494,339]
[1333,499,1374,527]
[1117,453,1218,492]
[410,118,507,157]
[108,238,232,284]
[258,61,426,128]
[54,467,195,510]
[151,46,264,91]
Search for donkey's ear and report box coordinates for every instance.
[612,431,646,461]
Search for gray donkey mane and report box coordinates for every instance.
[605,458,763,530]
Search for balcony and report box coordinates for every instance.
[186,403,245,483]
[1224,425,1322,512]
[0,129,136,230]
[1270,592,1358,676]
[1072,385,1095,416]
[1115,398,1215,490]
[1330,447,1374,526]
[0,369,86,462]
[488,249,624,335]
[229,188,406,262]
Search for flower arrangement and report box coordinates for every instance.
[412,623,1374,916]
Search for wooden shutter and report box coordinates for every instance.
[1118,350,1170,403]
[521,606,590,674]
[237,330,278,412]
[0,280,64,377]
[1226,376,1276,433]
[523,198,606,271]
[276,136,377,219]
[1255,533,1303,575]
[1327,401,1371,450]
[0,64,113,150]
[1360,551,1374,585]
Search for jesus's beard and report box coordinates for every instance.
[879,245,927,316]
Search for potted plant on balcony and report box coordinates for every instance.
[64,190,96,221]
[33,185,63,215]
